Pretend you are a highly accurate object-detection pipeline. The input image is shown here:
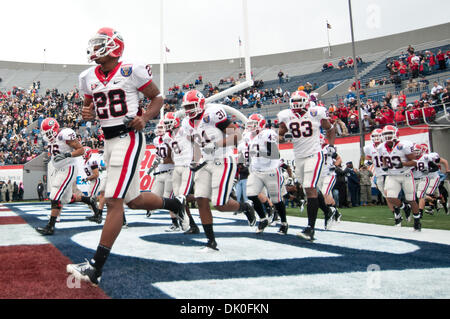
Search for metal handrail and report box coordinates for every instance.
[405,103,450,129]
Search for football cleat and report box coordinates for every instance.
[36,223,54,236]
[184,225,200,235]
[277,223,289,235]
[394,216,403,227]
[242,200,257,227]
[297,226,315,241]
[88,198,100,215]
[200,240,219,252]
[334,209,342,223]
[413,218,422,232]
[66,259,102,286]
[165,224,181,232]
[146,210,152,218]
[86,213,102,224]
[403,203,412,222]
[324,207,336,230]
[174,196,190,231]
[256,218,269,234]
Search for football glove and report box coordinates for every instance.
[327,145,337,157]
[364,160,373,166]
[54,152,71,163]
[123,115,135,128]
[428,161,439,173]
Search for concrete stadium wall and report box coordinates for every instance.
[430,128,450,162]
[23,170,47,200]
[0,23,448,75]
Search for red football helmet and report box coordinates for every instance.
[182,90,206,119]
[163,112,180,131]
[381,125,399,142]
[83,146,92,161]
[412,144,423,157]
[370,128,383,144]
[420,143,429,154]
[155,120,166,136]
[289,91,309,112]
[246,114,266,132]
[41,118,60,142]
[87,27,124,63]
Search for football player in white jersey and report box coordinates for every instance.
[181,90,256,251]
[377,125,421,230]
[36,118,99,235]
[364,129,387,196]
[83,147,108,224]
[68,27,186,286]
[277,91,336,241]
[364,128,412,217]
[150,120,189,232]
[164,112,200,234]
[245,114,289,234]
[318,134,342,225]
[413,144,450,216]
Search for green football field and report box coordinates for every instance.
[286,205,450,230]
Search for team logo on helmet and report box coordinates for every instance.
[120,65,133,77]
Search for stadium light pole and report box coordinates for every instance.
[159,0,165,119]
[348,0,365,163]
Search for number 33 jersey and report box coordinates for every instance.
[78,61,153,128]
[277,106,328,158]
[377,141,414,175]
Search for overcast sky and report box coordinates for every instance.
[1,0,449,65]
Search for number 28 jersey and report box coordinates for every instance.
[277,106,328,158]
[78,61,153,128]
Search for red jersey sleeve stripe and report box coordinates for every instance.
[138,79,153,92]
[85,94,93,99]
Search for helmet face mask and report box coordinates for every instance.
[246,120,258,133]
[83,147,92,161]
[163,112,180,131]
[41,118,60,143]
[87,28,124,63]
[182,90,205,119]
[371,129,383,144]
[155,121,166,136]
[247,114,266,133]
[289,91,309,113]
[381,126,398,144]
[413,144,422,157]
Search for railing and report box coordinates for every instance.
[320,72,450,106]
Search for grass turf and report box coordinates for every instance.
[286,205,450,231]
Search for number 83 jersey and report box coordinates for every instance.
[377,141,414,175]
[277,106,328,158]
[79,61,153,128]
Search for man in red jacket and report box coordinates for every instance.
[437,50,446,70]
